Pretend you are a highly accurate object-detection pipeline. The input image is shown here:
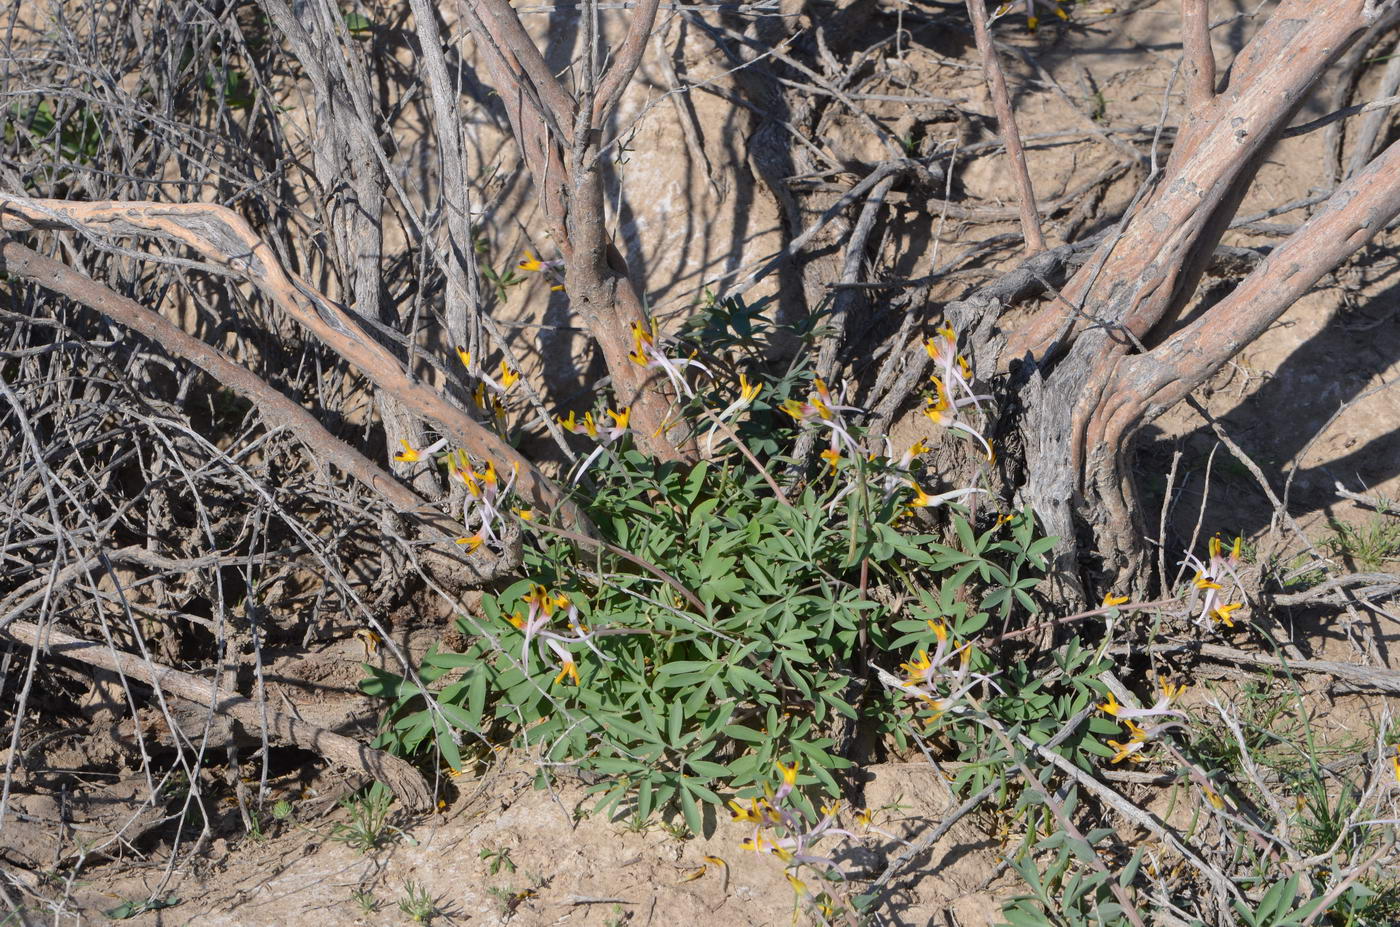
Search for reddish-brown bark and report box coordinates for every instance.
[991,0,1400,589]
[461,0,692,460]
[1004,0,1376,368]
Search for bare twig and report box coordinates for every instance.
[963,0,1045,254]
[0,238,517,583]
[1334,481,1399,514]
[722,159,911,302]
[4,620,432,810]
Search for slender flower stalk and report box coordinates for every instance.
[924,376,993,458]
[1098,676,1187,724]
[703,374,762,453]
[392,436,447,464]
[628,319,710,399]
[920,323,995,460]
[561,407,631,483]
[906,479,987,513]
[475,359,521,395]
[1099,677,1190,763]
[731,760,860,872]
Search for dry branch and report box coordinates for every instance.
[1181,0,1216,112]
[3,620,432,810]
[460,0,690,459]
[1092,134,1400,476]
[0,238,518,585]
[964,0,1045,254]
[978,0,1400,587]
[0,195,583,528]
[1007,0,1376,364]
[1160,641,1400,695]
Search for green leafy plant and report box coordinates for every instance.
[398,880,436,924]
[479,263,525,303]
[998,808,1144,927]
[328,782,400,854]
[343,10,375,34]
[1323,514,1400,571]
[351,889,379,915]
[364,307,1391,926]
[102,894,180,920]
[479,846,516,875]
[361,311,1063,837]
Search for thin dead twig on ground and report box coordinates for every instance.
[1157,640,1400,694]
[3,619,432,810]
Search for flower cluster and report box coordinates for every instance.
[454,347,519,399]
[471,381,509,432]
[558,316,712,479]
[1099,676,1188,764]
[1181,535,1245,629]
[446,450,519,548]
[780,377,863,461]
[730,760,873,919]
[879,618,994,725]
[506,584,613,686]
[922,323,993,460]
[776,326,993,517]
[856,437,986,516]
[560,406,631,483]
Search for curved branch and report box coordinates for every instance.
[1071,134,1400,581]
[1106,134,1400,430]
[592,0,663,126]
[0,238,518,583]
[1004,0,1371,366]
[0,195,584,528]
